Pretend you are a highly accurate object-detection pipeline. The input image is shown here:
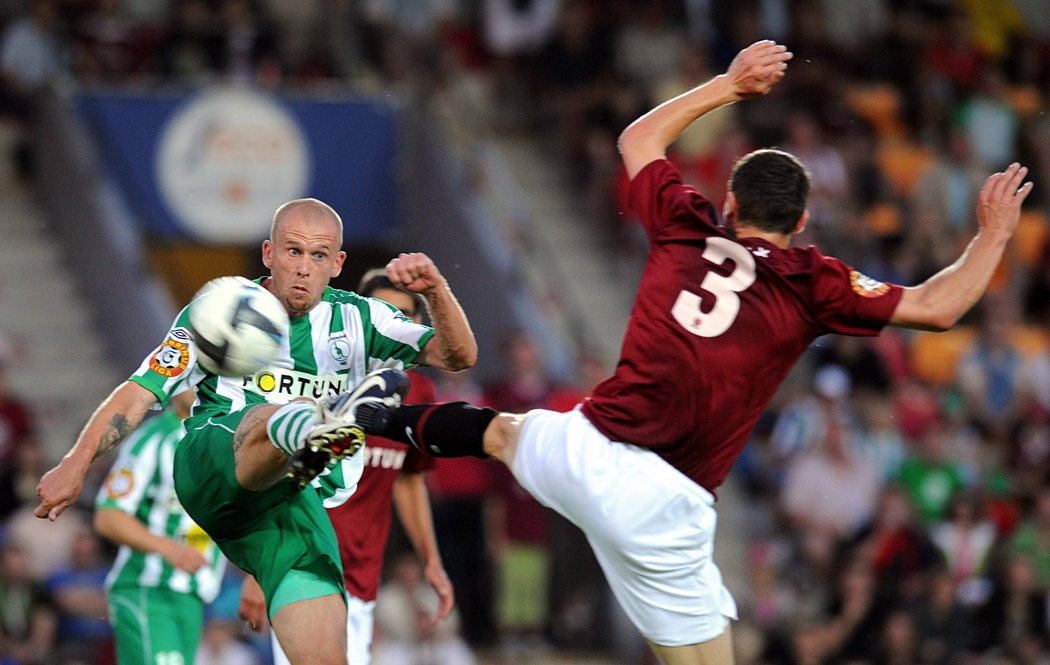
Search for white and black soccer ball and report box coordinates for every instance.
[188,276,289,377]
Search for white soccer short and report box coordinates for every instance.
[511,408,737,647]
[271,592,375,665]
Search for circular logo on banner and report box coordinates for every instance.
[156,87,311,243]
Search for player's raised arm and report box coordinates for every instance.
[890,163,1034,331]
[387,252,478,372]
[618,40,792,180]
[36,380,157,521]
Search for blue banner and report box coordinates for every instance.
[76,87,400,244]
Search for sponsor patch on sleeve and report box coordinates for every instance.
[849,270,891,298]
[105,468,135,499]
[149,338,191,377]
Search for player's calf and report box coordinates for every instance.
[277,369,410,487]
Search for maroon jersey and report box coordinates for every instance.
[326,370,437,601]
[581,159,903,492]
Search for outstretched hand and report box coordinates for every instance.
[726,40,792,100]
[35,459,86,521]
[977,162,1034,236]
[386,252,444,295]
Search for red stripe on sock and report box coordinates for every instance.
[415,404,442,450]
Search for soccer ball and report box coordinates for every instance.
[188,277,289,377]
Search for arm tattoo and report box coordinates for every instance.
[91,413,132,461]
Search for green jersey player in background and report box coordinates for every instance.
[36,198,478,665]
[95,389,226,665]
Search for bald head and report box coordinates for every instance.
[270,198,343,241]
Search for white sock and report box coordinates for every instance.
[266,402,317,457]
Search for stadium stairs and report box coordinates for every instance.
[0,120,118,468]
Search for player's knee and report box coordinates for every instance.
[482,413,524,462]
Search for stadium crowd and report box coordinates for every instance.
[2,0,1050,664]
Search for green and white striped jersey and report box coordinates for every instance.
[128,283,435,507]
[96,409,226,602]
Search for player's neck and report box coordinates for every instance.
[733,225,792,249]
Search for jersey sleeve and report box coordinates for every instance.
[128,306,203,404]
[811,257,904,335]
[95,424,158,513]
[364,298,435,369]
[626,159,721,242]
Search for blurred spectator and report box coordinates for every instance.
[848,484,942,597]
[72,0,152,82]
[44,527,112,664]
[930,490,997,606]
[0,540,57,665]
[373,552,475,665]
[1008,483,1050,590]
[780,111,849,245]
[854,396,907,481]
[897,424,969,524]
[215,0,280,84]
[194,617,260,665]
[612,0,685,103]
[0,341,34,469]
[909,568,972,664]
[427,369,499,649]
[0,438,46,521]
[160,0,219,82]
[922,8,985,97]
[484,332,556,642]
[969,554,1050,657]
[956,299,1044,440]
[0,0,64,95]
[912,125,987,238]
[958,65,1021,170]
[5,504,86,581]
[781,421,882,539]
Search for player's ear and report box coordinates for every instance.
[331,250,346,278]
[722,191,738,227]
[792,210,809,236]
[261,239,273,269]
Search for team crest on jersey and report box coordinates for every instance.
[328,335,351,365]
[105,468,135,499]
[149,339,190,377]
[849,270,890,298]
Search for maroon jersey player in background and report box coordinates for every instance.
[356,40,1033,665]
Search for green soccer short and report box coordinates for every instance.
[108,586,202,665]
[172,408,345,617]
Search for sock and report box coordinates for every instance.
[371,402,497,458]
[266,402,317,457]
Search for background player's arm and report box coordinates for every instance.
[94,508,206,572]
[238,574,267,632]
[386,252,478,371]
[36,381,158,521]
[618,40,792,180]
[392,472,455,624]
[891,164,1033,331]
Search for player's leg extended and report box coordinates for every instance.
[270,592,348,665]
[233,368,409,490]
[648,626,735,665]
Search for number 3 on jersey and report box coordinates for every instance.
[672,237,757,338]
